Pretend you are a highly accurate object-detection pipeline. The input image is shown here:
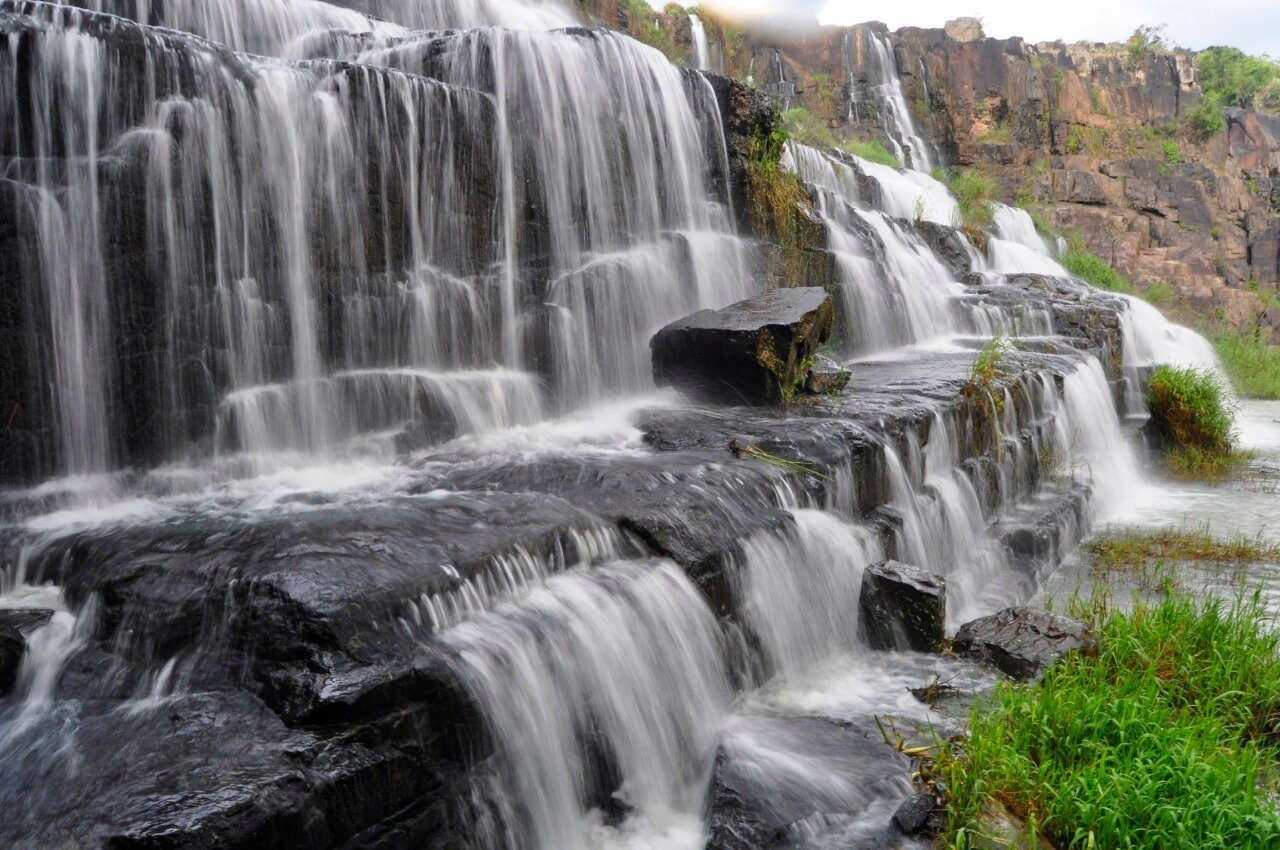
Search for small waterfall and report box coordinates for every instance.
[442,560,727,850]
[689,14,710,71]
[988,205,1066,276]
[738,509,885,681]
[858,30,935,172]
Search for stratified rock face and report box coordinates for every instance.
[650,287,835,405]
[953,607,1096,681]
[859,560,946,652]
[0,608,53,693]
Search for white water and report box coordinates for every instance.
[859,30,935,172]
[688,14,710,71]
[442,560,727,850]
[988,205,1065,276]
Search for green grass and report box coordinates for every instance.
[1141,281,1174,306]
[1087,526,1280,575]
[780,107,900,166]
[1147,365,1243,480]
[942,593,1280,848]
[946,169,997,233]
[1060,249,1134,294]
[1213,327,1280,399]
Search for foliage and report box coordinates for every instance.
[945,168,996,234]
[1125,24,1170,69]
[1059,249,1134,294]
[843,138,899,167]
[1162,139,1181,164]
[1141,281,1174,305]
[966,332,1014,393]
[1186,96,1226,141]
[743,122,822,288]
[1213,326,1280,399]
[697,7,748,78]
[1196,46,1280,113]
[942,593,1280,848]
[1147,365,1242,479]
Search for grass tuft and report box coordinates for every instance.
[941,592,1280,848]
[1060,249,1134,294]
[1147,365,1246,480]
[1086,526,1280,575]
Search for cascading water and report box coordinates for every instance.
[850,29,935,172]
[0,1,1242,847]
[689,14,710,71]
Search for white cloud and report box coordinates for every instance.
[668,0,1279,56]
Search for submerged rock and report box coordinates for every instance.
[892,791,939,835]
[0,608,54,694]
[952,607,1095,681]
[860,560,946,652]
[650,287,836,405]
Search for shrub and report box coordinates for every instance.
[1186,96,1225,141]
[1142,281,1174,305]
[946,169,996,233]
[1060,249,1134,294]
[942,593,1280,848]
[1196,46,1280,112]
[1162,139,1181,164]
[1213,327,1280,399]
[1147,365,1241,479]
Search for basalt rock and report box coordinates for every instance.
[859,560,946,652]
[650,287,836,405]
[953,607,1096,681]
[0,607,53,694]
[804,354,851,396]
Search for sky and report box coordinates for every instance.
[679,0,1280,57]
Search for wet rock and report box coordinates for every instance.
[859,560,946,652]
[0,608,54,694]
[892,791,938,834]
[804,355,851,396]
[953,607,1095,681]
[650,287,836,406]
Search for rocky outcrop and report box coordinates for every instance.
[859,560,946,652]
[953,607,1096,681]
[650,288,836,405]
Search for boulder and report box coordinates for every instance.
[859,560,946,652]
[650,287,835,405]
[0,608,54,694]
[952,607,1095,681]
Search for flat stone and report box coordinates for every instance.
[650,287,835,405]
[952,607,1095,681]
[860,560,946,652]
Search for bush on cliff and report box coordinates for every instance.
[1197,45,1280,112]
[945,169,996,238]
[1147,365,1243,479]
[942,592,1280,848]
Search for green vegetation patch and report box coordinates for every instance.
[944,168,996,241]
[1213,327,1280,399]
[1147,365,1245,480]
[1059,249,1134,294]
[1197,46,1280,113]
[779,107,899,166]
[1086,526,1280,575]
[743,121,823,288]
[942,593,1280,848]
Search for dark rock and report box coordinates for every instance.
[953,607,1095,681]
[0,607,54,694]
[804,354,851,395]
[650,287,836,405]
[892,792,937,835]
[859,560,945,652]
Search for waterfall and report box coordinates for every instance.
[442,560,727,850]
[689,14,710,71]
[988,205,1066,275]
[2,1,750,481]
[857,30,935,172]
